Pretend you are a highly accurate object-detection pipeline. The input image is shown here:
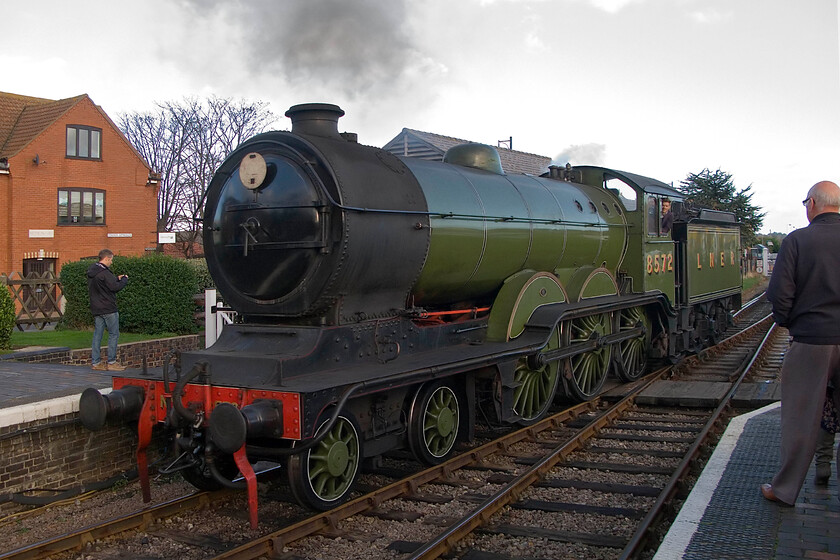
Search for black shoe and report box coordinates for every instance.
[815,464,831,486]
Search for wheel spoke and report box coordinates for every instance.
[617,307,650,382]
[564,313,611,401]
[306,417,358,501]
[415,385,459,460]
[512,328,559,423]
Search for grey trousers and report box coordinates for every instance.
[815,429,836,468]
[771,342,840,504]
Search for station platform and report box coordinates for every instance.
[0,357,113,427]
[655,403,840,560]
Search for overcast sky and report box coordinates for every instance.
[2,0,838,233]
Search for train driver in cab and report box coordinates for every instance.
[660,198,673,234]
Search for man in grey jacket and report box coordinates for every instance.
[761,180,840,505]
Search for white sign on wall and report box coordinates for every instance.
[29,229,54,238]
[158,232,177,243]
[107,233,133,238]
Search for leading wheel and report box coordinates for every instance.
[408,382,460,465]
[616,306,651,382]
[288,412,361,511]
[562,313,613,401]
[511,327,560,424]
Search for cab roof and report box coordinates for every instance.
[573,165,683,199]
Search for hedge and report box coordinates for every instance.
[60,254,199,334]
[186,258,215,291]
[0,280,14,350]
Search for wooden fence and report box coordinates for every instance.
[1,271,63,330]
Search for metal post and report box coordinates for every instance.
[205,289,217,348]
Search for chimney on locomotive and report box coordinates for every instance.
[285,103,350,140]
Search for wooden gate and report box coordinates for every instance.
[1,270,63,330]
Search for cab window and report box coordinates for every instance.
[647,195,674,237]
[605,177,637,211]
[647,196,659,235]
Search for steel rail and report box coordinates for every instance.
[408,314,776,560]
[0,490,228,560]
[733,289,767,320]
[212,399,604,560]
[617,315,776,559]
[404,367,668,560]
[18,313,771,560]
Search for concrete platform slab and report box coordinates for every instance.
[635,380,732,407]
[732,381,781,408]
[0,360,113,408]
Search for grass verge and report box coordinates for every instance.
[741,274,765,297]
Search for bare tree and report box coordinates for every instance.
[119,97,277,256]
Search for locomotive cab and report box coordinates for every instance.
[571,166,741,357]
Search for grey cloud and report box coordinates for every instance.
[179,0,424,98]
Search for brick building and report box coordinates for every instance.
[0,91,158,277]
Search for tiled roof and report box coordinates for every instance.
[382,128,552,176]
[0,91,86,158]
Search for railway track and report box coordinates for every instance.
[211,314,780,560]
[2,304,786,560]
[729,290,770,332]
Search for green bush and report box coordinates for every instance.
[59,259,97,330]
[0,280,14,351]
[59,254,199,334]
[186,258,215,290]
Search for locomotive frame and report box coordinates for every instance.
[79,103,741,526]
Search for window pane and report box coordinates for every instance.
[647,196,658,235]
[605,177,637,211]
[58,191,68,223]
[78,129,89,158]
[70,191,81,223]
[82,191,93,222]
[91,130,101,158]
[66,128,77,157]
[94,193,105,224]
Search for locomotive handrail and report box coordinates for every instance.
[266,136,628,228]
[200,137,631,231]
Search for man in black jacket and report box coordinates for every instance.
[87,249,129,371]
[761,180,840,505]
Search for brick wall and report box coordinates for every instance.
[7,335,202,369]
[0,414,167,515]
[67,335,202,369]
[2,96,158,274]
[0,333,199,515]
[0,174,9,274]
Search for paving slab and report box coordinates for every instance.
[655,404,840,560]
[635,380,732,407]
[0,360,112,407]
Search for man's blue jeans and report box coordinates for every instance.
[92,312,120,364]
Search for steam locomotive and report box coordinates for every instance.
[79,103,741,524]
